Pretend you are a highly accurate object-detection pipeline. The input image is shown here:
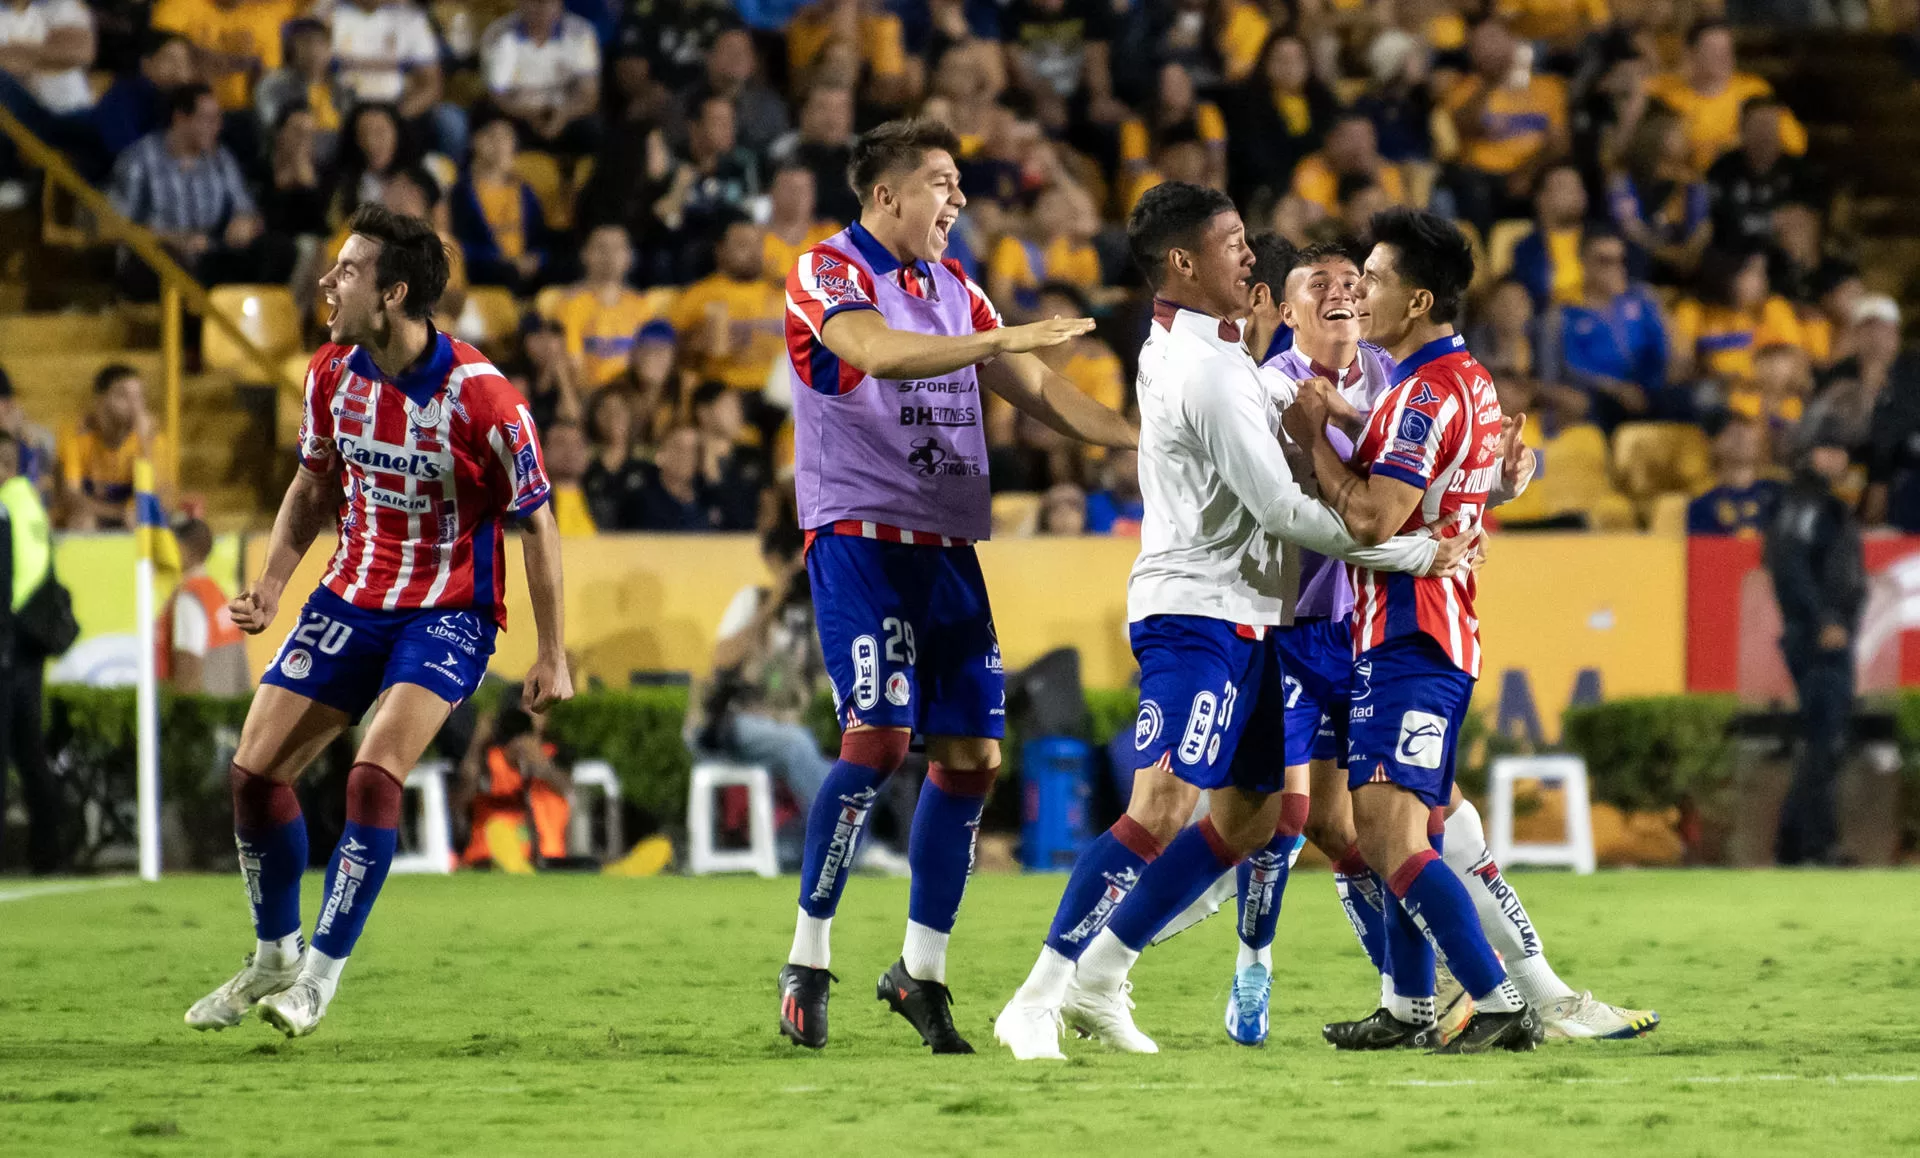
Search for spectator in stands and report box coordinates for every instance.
[1511,163,1591,311]
[789,0,914,109]
[1687,418,1782,536]
[1120,122,1212,215]
[451,110,553,292]
[58,363,169,531]
[252,19,340,167]
[583,388,648,530]
[1541,231,1665,432]
[0,429,64,875]
[691,381,769,532]
[670,219,785,395]
[1290,115,1405,218]
[657,95,762,278]
[1468,279,1544,396]
[1647,21,1807,175]
[1224,33,1339,207]
[108,84,295,300]
[382,163,465,324]
[998,0,1125,137]
[1608,112,1710,285]
[0,367,54,487]
[0,0,95,120]
[1705,97,1814,254]
[767,83,857,225]
[761,164,838,285]
[1728,343,1813,453]
[1808,295,1899,463]
[1766,200,1839,314]
[1497,0,1609,53]
[1120,63,1226,193]
[614,0,737,91]
[1039,481,1087,534]
[458,700,572,871]
[987,181,1102,319]
[675,25,788,161]
[325,0,462,159]
[158,515,249,693]
[482,0,601,155]
[152,0,293,114]
[329,102,419,225]
[1671,247,1805,385]
[607,321,680,451]
[1804,262,1865,372]
[1338,174,1393,239]
[634,425,720,531]
[1442,17,1569,233]
[1353,29,1434,166]
[550,224,672,389]
[94,31,195,158]
[540,419,596,535]
[1084,448,1142,534]
[260,106,328,242]
[512,314,585,435]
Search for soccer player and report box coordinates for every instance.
[776,118,1137,1053]
[993,183,1471,1061]
[184,204,571,1038]
[1283,207,1538,1053]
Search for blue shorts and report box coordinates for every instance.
[1345,634,1475,807]
[807,534,1005,738]
[1272,615,1353,767]
[1128,615,1285,794]
[259,587,497,722]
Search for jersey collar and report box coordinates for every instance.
[847,219,931,282]
[1389,332,1465,386]
[347,324,453,409]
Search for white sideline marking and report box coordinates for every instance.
[788,1073,1920,1093]
[0,877,138,904]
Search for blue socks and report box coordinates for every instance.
[311,763,401,963]
[905,765,992,935]
[1389,848,1510,1001]
[1106,818,1239,952]
[1236,833,1304,956]
[1044,815,1163,959]
[230,766,306,947]
[797,758,889,920]
[1332,847,1391,974]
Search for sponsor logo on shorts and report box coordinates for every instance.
[425,651,464,683]
[426,614,484,656]
[1177,691,1218,765]
[885,671,911,707]
[1395,710,1448,770]
[1134,699,1163,750]
[851,636,879,710]
[280,648,312,679]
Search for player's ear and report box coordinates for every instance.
[384,279,410,314]
[1167,246,1192,282]
[1407,286,1433,322]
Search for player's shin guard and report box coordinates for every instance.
[1443,799,1575,1006]
[1104,817,1241,953]
[231,764,307,967]
[1388,849,1524,1013]
[1043,815,1165,961]
[1332,845,1390,974]
[790,730,908,968]
[1234,793,1309,968]
[308,763,402,995]
[902,763,997,984]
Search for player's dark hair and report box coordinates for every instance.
[94,362,139,395]
[347,202,451,320]
[847,117,962,206]
[172,515,213,562]
[1365,207,1474,325]
[1686,18,1732,47]
[1246,232,1297,297]
[168,82,213,121]
[1126,181,1237,289]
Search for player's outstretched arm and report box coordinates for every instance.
[517,502,574,714]
[979,350,1138,450]
[819,309,1094,381]
[231,466,336,634]
[1487,413,1536,507]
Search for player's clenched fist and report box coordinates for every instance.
[1423,527,1483,578]
[228,586,279,634]
[1281,376,1334,444]
[992,315,1096,355]
[521,654,575,714]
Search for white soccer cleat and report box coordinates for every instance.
[1063,978,1158,1054]
[1148,869,1237,946]
[993,998,1068,1061]
[256,976,332,1038]
[184,953,303,1031]
[1541,991,1661,1040]
[856,842,912,877]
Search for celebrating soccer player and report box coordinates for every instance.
[185,204,571,1038]
[993,183,1471,1061]
[776,118,1137,1053]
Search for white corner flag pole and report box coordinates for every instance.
[134,459,161,882]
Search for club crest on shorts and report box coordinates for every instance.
[280,648,313,680]
[1134,699,1163,750]
[885,671,911,707]
[1395,710,1448,770]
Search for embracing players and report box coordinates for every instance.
[185,204,571,1037]
[993,183,1472,1060]
[776,118,1137,1053]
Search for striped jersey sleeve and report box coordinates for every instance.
[1363,371,1465,491]
[297,344,349,474]
[785,244,877,396]
[467,369,552,518]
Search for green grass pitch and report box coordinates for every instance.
[3,869,1918,1156]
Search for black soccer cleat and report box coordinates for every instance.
[1421,1006,1545,1054]
[778,963,836,1049]
[877,958,975,1054]
[1323,1007,1428,1050]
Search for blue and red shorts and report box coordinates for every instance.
[260,587,496,722]
[1128,614,1286,794]
[1272,614,1353,767]
[1345,634,1475,807]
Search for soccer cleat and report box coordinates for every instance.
[1541,991,1661,1040]
[1322,1007,1428,1050]
[1223,962,1271,1046]
[1149,869,1237,946]
[777,963,836,1049]
[994,997,1068,1061]
[256,976,330,1038]
[184,952,303,1031]
[876,958,974,1054]
[1434,962,1474,1044]
[1063,978,1158,1054]
[1422,1006,1545,1054]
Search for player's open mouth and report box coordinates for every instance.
[934,217,955,243]
[324,295,340,325]
[1323,308,1355,321]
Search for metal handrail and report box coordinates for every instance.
[0,102,297,485]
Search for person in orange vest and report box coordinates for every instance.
[157,516,250,695]
[459,697,572,871]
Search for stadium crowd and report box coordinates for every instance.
[3,0,1917,538]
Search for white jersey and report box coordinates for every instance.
[1126,302,1438,627]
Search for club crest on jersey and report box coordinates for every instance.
[410,398,443,427]
[1397,408,1433,443]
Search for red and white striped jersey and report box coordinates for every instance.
[1348,334,1503,676]
[297,332,550,627]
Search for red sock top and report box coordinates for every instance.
[345,762,403,829]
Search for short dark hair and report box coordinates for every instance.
[1283,238,1364,284]
[1246,232,1297,298]
[94,362,139,395]
[1126,181,1237,289]
[1366,207,1474,325]
[346,203,451,320]
[847,117,962,206]
[1696,245,1763,307]
[168,82,213,121]
[172,515,213,561]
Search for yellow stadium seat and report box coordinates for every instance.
[1484,219,1533,283]
[992,492,1042,537]
[1611,422,1714,502]
[1584,492,1640,531]
[514,151,570,230]
[452,285,521,348]
[205,285,303,378]
[1647,490,1692,536]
